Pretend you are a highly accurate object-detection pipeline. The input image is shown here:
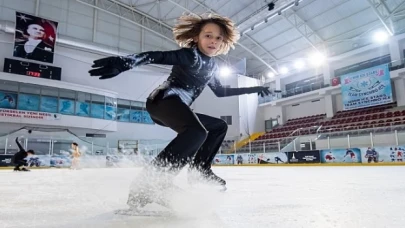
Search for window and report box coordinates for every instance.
[0,79,156,124]
[0,80,18,92]
[75,92,91,117]
[41,87,59,97]
[19,84,41,95]
[130,101,143,110]
[105,96,117,120]
[0,90,17,109]
[59,89,76,115]
[18,84,41,111]
[41,87,58,113]
[91,94,105,119]
[334,54,391,77]
[18,93,40,111]
[130,101,143,123]
[220,116,232,125]
[285,75,324,97]
[117,99,131,122]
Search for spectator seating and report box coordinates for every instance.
[234,102,405,153]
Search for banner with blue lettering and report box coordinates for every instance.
[340,63,392,110]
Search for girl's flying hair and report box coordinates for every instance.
[173,13,240,55]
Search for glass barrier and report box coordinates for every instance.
[0,81,156,125]
[0,128,172,157]
[315,121,405,149]
[228,135,297,154]
[242,120,405,152]
[0,136,6,154]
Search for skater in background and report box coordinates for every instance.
[70,142,81,170]
[89,13,273,207]
[11,137,35,171]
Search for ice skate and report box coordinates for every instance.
[127,182,173,210]
[21,168,30,172]
[188,166,227,191]
[13,167,21,172]
[126,166,181,210]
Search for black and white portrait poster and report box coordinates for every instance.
[13,12,58,64]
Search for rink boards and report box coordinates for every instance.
[213,146,405,166]
[1,145,405,169]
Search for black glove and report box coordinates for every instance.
[88,56,133,79]
[250,86,271,97]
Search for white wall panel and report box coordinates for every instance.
[97,11,120,25]
[68,11,94,29]
[94,31,119,47]
[66,24,93,41]
[38,2,69,22]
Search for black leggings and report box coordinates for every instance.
[146,94,228,171]
[14,160,27,169]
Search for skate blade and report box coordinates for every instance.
[114,208,173,217]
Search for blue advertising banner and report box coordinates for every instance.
[50,155,71,167]
[360,146,405,163]
[117,108,130,122]
[257,152,288,164]
[320,148,362,163]
[236,153,258,165]
[90,103,104,119]
[212,155,234,165]
[340,63,392,110]
[59,99,75,115]
[18,93,40,111]
[0,92,17,109]
[27,155,51,167]
[76,101,90,117]
[40,96,58,113]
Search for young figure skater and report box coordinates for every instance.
[12,137,35,171]
[89,13,271,207]
[70,142,81,170]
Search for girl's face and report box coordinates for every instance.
[27,24,45,39]
[195,23,224,57]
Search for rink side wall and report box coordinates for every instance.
[2,144,405,169]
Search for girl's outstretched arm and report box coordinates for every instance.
[15,137,24,152]
[208,74,272,98]
[89,48,197,80]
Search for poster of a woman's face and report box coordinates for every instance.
[13,12,58,64]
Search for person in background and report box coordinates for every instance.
[70,142,81,170]
[12,137,35,171]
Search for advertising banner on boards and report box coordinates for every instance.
[360,146,405,163]
[320,148,362,163]
[213,154,235,165]
[257,152,288,164]
[287,150,321,163]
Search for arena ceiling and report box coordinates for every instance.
[78,0,405,77]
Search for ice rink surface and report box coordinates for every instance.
[1,166,405,228]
